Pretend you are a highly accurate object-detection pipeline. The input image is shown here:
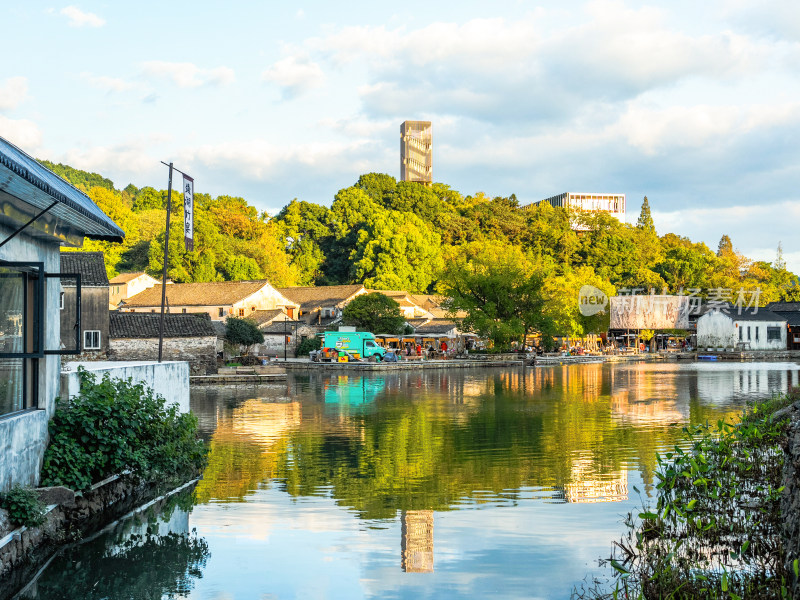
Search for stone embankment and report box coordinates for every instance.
[780,400,800,598]
[0,476,197,599]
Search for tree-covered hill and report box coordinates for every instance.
[44,162,799,317]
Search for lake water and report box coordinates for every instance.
[17,362,800,600]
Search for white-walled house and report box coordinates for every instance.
[697,307,787,351]
[0,136,124,491]
[119,280,300,321]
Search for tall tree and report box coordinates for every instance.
[636,196,655,232]
[439,241,554,348]
[717,234,734,257]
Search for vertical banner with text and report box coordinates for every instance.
[183,174,194,251]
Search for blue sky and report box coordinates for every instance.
[2,1,800,269]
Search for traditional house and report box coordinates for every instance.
[0,135,124,491]
[766,302,800,350]
[277,284,367,327]
[697,306,787,351]
[247,309,315,357]
[109,271,160,308]
[370,290,432,319]
[108,312,217,375]
[60,251,109,356]
[119,280,300,321]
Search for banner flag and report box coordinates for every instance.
[183,174,194,251]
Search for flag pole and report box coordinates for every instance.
[158,162,174,362]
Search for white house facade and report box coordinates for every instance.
[697,308,787,351]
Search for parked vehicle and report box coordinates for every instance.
[311,331,387,362]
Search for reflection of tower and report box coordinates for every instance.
[401,510,434,573]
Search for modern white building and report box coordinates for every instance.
[697,307,787,351]
[530,192,625,230]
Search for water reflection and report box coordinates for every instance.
[19,491,207,600]
[189,363,800,518]
[22,363,798,599]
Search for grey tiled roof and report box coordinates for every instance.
[261,320,304,334]
[414,319,459,335]
[0,136,124,241]
[110,312,217,338]
[701,305,787,322]
[60,252,109,286]
[766,302,800,312]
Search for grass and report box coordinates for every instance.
[576,391,798,600]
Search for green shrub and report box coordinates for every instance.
[41,370,208,492]
[0,485,47,528]
[225,317,264,355]
[296,336,321,356]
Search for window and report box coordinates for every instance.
[755,326,759,342]
[182,308,187,314]
[83,330,101,350]
[0,262,44,416]
[747,326,751,340]
[739,326,743,341]
[218,308,224,317]
[238,309,245,317]
[767,326,782,341]
[59,291,64,310]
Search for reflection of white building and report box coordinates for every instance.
[695,365,800,404]
[564,457,628,503]
[401,510,434,572]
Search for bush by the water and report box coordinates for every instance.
[41,370,207,492]
[579,393,797,599]
[296,336,321,356]
[0,485,47,528]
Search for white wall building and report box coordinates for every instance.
[529,192,625,230]
[697,308,787,351]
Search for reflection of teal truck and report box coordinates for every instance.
[320,331,386,361]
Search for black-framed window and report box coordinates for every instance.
[767,326,782,341]
[0,262,42,416]
[83,330,101,350]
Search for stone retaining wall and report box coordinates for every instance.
[0,476,197,599]
[781,403,800,598]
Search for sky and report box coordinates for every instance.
[2,1,800,270]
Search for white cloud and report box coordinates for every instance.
[80,72,138,93]
[0,77,28,111]
[261,55,324,98]
[141,62,235,88]
[653,200,800,272]
[60,6,105,28]
[614,101,800,155]
[279,5,776,124]
[0,116,42,150]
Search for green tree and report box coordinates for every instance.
[225,317,264,355]
[440,241,554,348]
[341,292,406,334]
[636,196,655,233]
[717,234,734,257]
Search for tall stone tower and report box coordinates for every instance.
[400,121,432,185]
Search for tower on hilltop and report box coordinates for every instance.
[400,121,432,185]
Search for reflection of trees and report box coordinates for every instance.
[29,533,209,600]
[191,366,760,517]
[273,367,746,518]
[26,494,208,600]
[194,399,299,503]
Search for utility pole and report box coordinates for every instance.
[157,163,174,363]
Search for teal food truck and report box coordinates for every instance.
[318,331,386,361]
